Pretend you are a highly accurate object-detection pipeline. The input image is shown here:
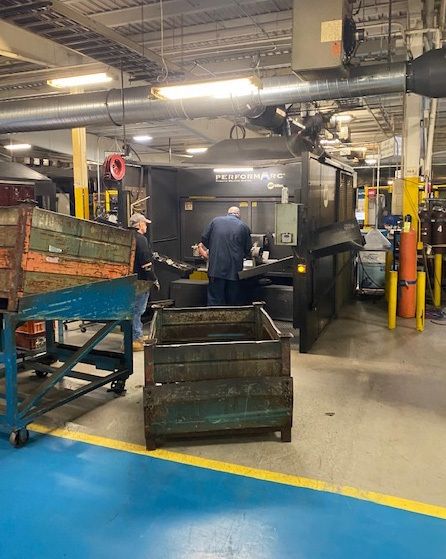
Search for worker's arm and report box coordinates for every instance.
[201,221,212,249]
[244,226,253,258]
[136,234,158,283]
[197,242,209,260]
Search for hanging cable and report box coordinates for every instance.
[157,0,169,82]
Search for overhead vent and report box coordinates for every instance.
[292,0,357,79]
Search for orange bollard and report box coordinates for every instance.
[397,227,417,318]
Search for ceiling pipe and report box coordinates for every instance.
[0,49,445,134]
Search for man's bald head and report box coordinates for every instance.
[228,206,241,218]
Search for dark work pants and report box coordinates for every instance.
[207,277,241,306]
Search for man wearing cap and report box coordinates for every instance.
[129,212,159,351]
[199,206,252,306]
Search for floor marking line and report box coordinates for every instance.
[29,423,446,521]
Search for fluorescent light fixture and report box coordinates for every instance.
[185,147,208,155]
[213,167,254,173]
[133,135,153,142]
[333,114,353,123]
[4,143,31,151]
[365,158,378,165]
[153,77,259,100]
[48,72,113,89]
[320,138,341,146]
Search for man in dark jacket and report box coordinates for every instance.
[199,206,252,306]
[130,212,159,351]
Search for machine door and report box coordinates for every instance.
[299,159,338,352]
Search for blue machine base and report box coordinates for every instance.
[1,432,445,559]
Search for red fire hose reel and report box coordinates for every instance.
[103,153,126,181]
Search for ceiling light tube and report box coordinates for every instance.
[333,114,353,123]
[48,73,113,89]
[153,77,259,100]
[133,135,153,142]
[186,147,208,155]
[4,143,31,151]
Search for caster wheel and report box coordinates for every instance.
[80,327,87,333]
[9,428,29,448]
[109,379,126,395]
[35,370,49,378]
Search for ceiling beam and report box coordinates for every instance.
[90,0,278,28]
[132,11,292,49]
[0,19,89,67]
[47,0,184,74]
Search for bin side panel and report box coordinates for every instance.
[144,377,293,436]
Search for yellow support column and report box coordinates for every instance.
[403,178,420,238]
[416,271,426,332]
[71,127,90,220]
[388,270,398,330]
[434,253,443,308]
[384,250,393,302]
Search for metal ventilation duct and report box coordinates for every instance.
[0,49,445,133]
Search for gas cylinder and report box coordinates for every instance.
[397,220,417,318]
[432,206,446,254]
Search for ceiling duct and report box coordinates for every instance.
[0,50,445,133]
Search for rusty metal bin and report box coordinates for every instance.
[143,303,293,449]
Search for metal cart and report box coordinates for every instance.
[0,275,136,446]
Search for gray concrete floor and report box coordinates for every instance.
[15,300,446,508]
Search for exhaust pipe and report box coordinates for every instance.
[0,49,445,133]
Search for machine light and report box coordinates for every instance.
[133,135,153,143]
[4,143,31,151]
[152,77,259,100]
[47,73,113,89]
[186,147,208,155]
[213,167,254,173]
[297,264,307,274]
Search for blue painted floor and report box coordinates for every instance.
[0,433,445,559]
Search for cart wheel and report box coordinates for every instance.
[109,379,126,395]
[9,428,29,448]
[35,371,49,378]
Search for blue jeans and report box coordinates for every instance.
[207,277,241,306]
[133,291,150,341]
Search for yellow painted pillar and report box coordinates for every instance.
[434,253,443,308]
[71,127,90,220]
[388,270,398,330]
[416,271,426,332]
[402,178,420,238]
[384,250,393,302]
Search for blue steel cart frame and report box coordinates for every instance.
[0,275,136,446]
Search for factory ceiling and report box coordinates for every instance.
[0,0,444,167]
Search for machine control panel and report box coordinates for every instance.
[275,203,299,246]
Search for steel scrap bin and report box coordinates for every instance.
[0,204,135,310]
[143,303,293,449]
